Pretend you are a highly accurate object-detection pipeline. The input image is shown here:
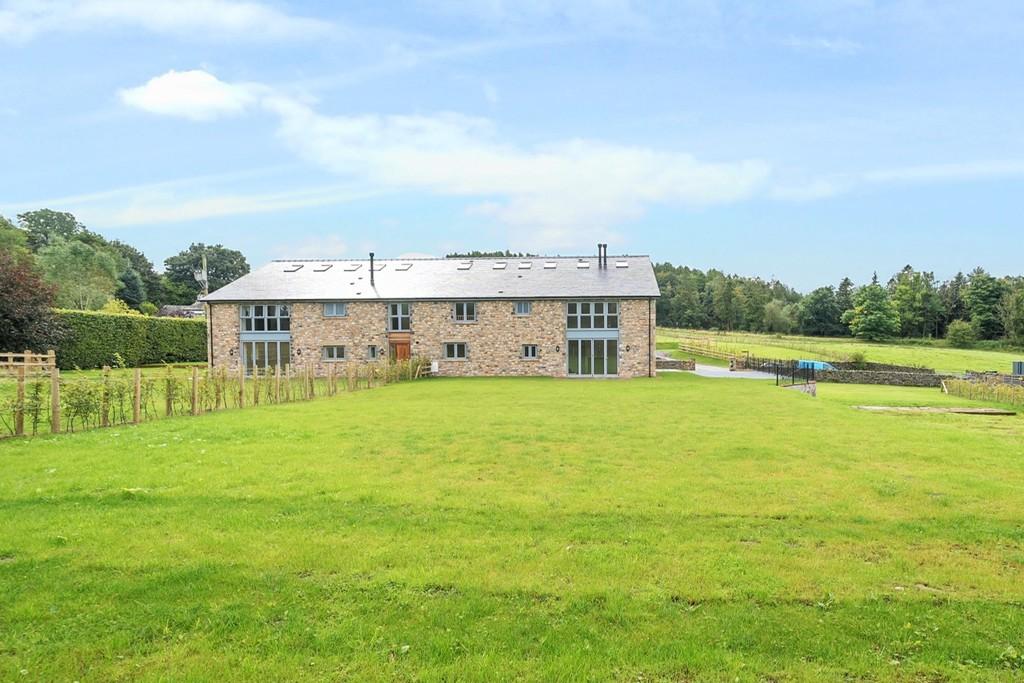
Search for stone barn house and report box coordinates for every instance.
[201,246,660,378]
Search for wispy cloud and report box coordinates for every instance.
[863,160,1024,183]
[780,35,863,55]
[0,0,332,43]
[0,168,380,226]
[117,68,770,249]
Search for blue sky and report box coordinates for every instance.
[2,0,1023,290]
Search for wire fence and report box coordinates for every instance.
[943,377,1024,408]
[0,357,432,439]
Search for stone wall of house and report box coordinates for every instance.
[618,298,657,378]
[207,303,241,371]
[290,302,389,376]
[208,298,656,378]
[405,299,568,377]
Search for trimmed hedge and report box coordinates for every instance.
[54,309,206,370]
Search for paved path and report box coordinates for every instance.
[691,363,776,380]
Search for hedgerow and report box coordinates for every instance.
[54,309,206,369]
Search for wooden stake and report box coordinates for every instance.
[238,364,246,408]
[191,366,200,416]
[50,367,61,433]
[165,371,173,417]
[14,365,25,436]
[133,368,142,424]
[101,365,110,427]
[274,364,281,404]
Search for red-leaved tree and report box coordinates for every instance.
[0,249,64,351]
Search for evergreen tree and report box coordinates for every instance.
[841,279,900,341]
[963,268,1006,340]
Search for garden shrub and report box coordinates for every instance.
[945,319,976,349]
[54,309,206,369]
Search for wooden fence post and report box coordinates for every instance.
[191,367,200,416]
[47,349,56,372]
[50,367,61,434]
[238,364,246,408]
[308,363,315,399]
[133,368,142,424]
[14,365,25,436]
[274,365,281,404]
[165,371,173,417]
[101,366,110,427]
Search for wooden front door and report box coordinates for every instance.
[390,340,411,361]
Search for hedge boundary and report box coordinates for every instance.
[54,309,206,370]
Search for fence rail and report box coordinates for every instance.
[0,350,56,375]
[0,357,430,439]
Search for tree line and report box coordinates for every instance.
[655,263,1024,347]
[0,208,250,350]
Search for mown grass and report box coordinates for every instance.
[658,328,1023,374]
[2,374,1023,681]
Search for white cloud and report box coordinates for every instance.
[118,69,769,248]
[118,70,262,121]
[0,0,331,43]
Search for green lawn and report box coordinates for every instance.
[659,328,1023,374]
[2,374,1023,681]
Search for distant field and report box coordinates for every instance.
[2,374,1023,680]
[659,328,1023,374]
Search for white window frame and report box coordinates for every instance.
[444,342,468,360]
[515,301,532,316]
[322,345,346,361]
[323,302,347,317]
[566,301,619,330]
[453,302,477,323]
[522,344,539,359]
[240,303,291,332]
[367,345,380,360]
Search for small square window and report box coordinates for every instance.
[522,344,538,359]
[444,342,467,359]
[514,301,532,316]
[322,345,345,361]
[324,302,347,317]
[367,345,379,360]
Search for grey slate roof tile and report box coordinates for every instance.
[202,255,660,302]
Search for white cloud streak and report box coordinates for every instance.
[0,0,331,43]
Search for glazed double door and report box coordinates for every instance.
[567,338,618,376]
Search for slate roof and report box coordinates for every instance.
[202,255,660,302]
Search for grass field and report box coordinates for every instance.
[2,374,1024,680]
[659,328,1023,374]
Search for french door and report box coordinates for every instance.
[241,340,291,372]
[567,338,618,377]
